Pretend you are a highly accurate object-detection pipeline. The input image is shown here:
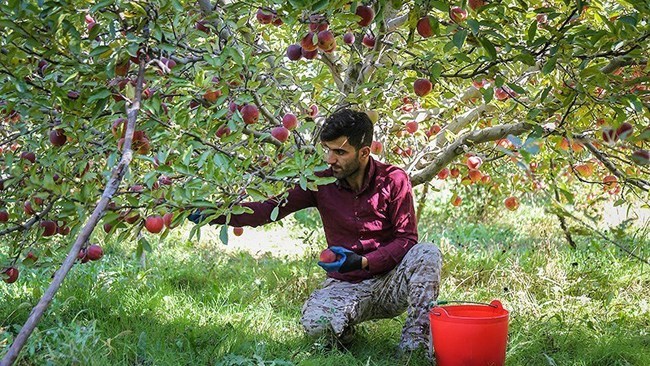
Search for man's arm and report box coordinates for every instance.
[363,170,418,275]
[204,185,317,227]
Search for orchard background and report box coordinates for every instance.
[1,0,649,365]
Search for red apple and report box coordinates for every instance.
[468,169,483,183]
[317,30,336,51]
[24,201,35,215]
[425,124,442,138]
[145,215,164,233]
[301,32,318,52]
[405,121,419,134]
[466,156,483,170]
[49,129,67,146]
[451,194,462,206]
[574,164,593,177]
[630,149,649,165]
[413,78,433,97]
[282,113,298,130]
[343,32,355,44]
[233,227,244,236]
[86,244,103,261]
[504,196,520,211]
[450,168,460,178]
[256,8,274,24]
[362,34,375,48]
[416,17,434,38]
[216,125,231,139]
[195,20,210,34]
[615,122,633,140]
[469,0,485,11]
[603,175,618,189]
[2,267,19,283]
[103,223,112,233]
[308,104,319,118]
[450,6,468,23]
[203,89,222,103]
[124,211,141,224]
[163,212,174,228]
[319,248,337,263]
[370,141,383,155]
[40,220,57,237]
[601,127,618,145]
[20,151,36,163]
[355,5,375,27]
[57,223,70,235]
[271,126,290,143]
[301,48,318,60]
[286,44,302,61]
[494,87,510,101]
[0,211,8,222]
[241,104,259,125]
[115,60,129,77]
[26,252,38,262]
[437,168,450,179]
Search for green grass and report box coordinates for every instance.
[1,199,649,365]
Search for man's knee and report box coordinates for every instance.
[405,243,442,267]
[300,312,332,338]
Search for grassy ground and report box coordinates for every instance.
[1,195,649,365]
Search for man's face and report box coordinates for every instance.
[321,136,367,179]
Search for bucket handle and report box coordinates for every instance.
[429,299,504,316]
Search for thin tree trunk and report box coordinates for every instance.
[0,50,149,366]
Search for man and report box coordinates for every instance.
[190,109,442,356]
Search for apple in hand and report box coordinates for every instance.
[319,248,337,263]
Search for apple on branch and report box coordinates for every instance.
[355,5,375,27]
[370,141,383,155]
[282,113,298,130]
[413,79,433,97]
[271,126,290,143]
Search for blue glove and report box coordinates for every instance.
[318,246,363,273]
[187,210,207,224]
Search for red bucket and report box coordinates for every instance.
[429,300,509,366]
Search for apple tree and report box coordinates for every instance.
[1,0,649,363]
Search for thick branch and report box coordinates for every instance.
[410,122,534,186]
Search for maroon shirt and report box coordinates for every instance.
[217,157,419,282]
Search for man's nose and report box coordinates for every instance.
[325,151,336,165]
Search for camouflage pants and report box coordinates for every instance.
[301,243,442,351]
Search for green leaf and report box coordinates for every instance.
[453,29,467,49]
[89,45,111,58]
[219,225,229,245]
[542,56,557,74]
[270,206,279,221]
[88,89,111,103]
[478,37,497,60]
[527,21,537,44]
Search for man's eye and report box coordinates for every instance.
[336,150,346,155]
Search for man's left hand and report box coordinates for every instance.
[318,246,365,273]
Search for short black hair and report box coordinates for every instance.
[319,109,373,150]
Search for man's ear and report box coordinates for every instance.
[360,146,371,158]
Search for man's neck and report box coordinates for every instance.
[346,160,369,192]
